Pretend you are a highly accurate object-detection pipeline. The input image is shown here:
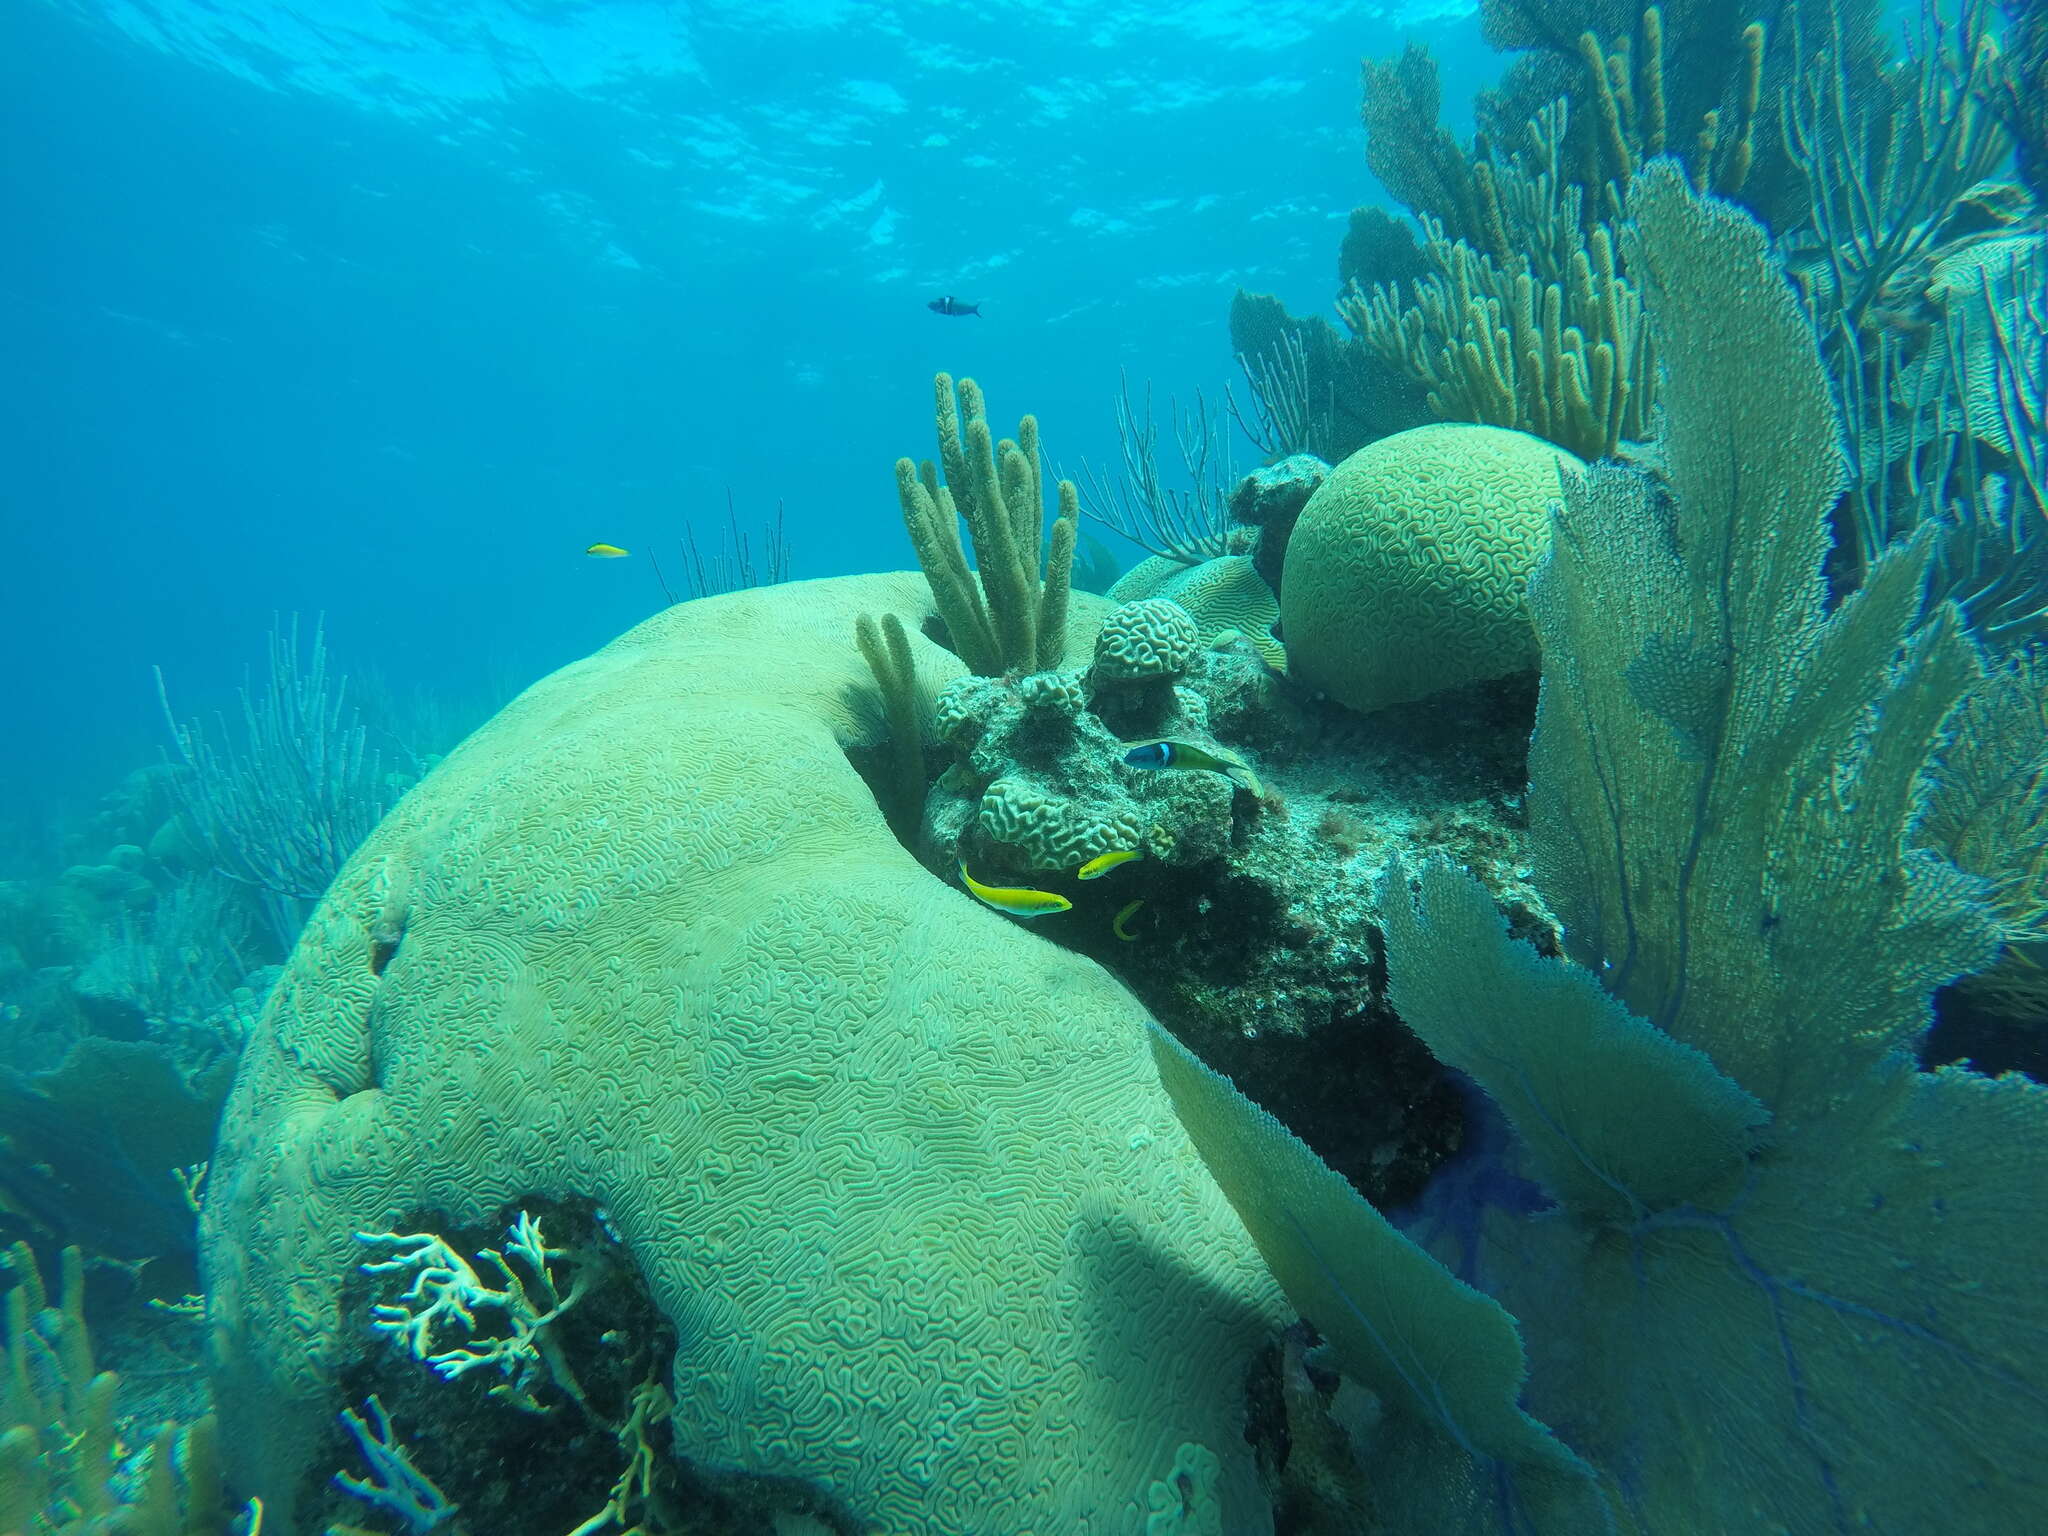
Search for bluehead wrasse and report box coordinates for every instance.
[585,542,630,558]
[960,862,1072,918]
[1077,849,1142,880]
[1113,900,1145,941]
[1121,738,1264,799]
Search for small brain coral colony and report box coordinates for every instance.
[1281,423,1584,715]
[1092,595,1202,682]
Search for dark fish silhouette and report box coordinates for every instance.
[928,295,982,317]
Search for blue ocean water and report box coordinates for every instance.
[0,0,1483,826]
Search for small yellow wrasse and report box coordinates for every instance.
[960,862,1072,918]
[585,542,631,558]
[1076,849,1141,880]
[1112,899,1145,941]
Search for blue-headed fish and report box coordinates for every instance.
[928,296,982,317]
[1121,738,1264,799]
[585,542,630,558]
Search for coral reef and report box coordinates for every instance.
[198,572,1286,1536]
[68,12,2035,1535]
[195,538,1563,1532]
[925,617,1243,885]
[922,589,1543,1212]
[1267,0,2034,647]
[1281,423,1584,715]
[1153,160,2048,1536]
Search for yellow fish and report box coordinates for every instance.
[1077,849,1141,880]
[1112,899,1145,941]
[960,862,1072,918]
[585,542,630,558]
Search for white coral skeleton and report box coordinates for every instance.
[356,1211,593,1412]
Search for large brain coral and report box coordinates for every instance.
[198,573,1284,1534]
[1281,423,1583,713]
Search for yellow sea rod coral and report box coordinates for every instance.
[1,1243,224,1536]
[1281,423,1582,713]
[198,571,1285,1535]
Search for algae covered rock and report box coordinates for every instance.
[1227,454,1328,597]
[199,572,1285,1535]
[1281,423,1582,714]
[928,654,1245,881]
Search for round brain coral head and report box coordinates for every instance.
[1092,598,1201,684]
[1280,423,1584,714]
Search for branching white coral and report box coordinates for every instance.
[334,1395,458,1535]
[357,1212,592,1413]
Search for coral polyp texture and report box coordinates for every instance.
[197,571,1285,1535]
[1109,556,1288,674]
[1281,422,1583,714]
[927,651,1246,884]
[1091,597,1201,682]
[980,776,1147,870]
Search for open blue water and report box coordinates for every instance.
[1,0,1484,825]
